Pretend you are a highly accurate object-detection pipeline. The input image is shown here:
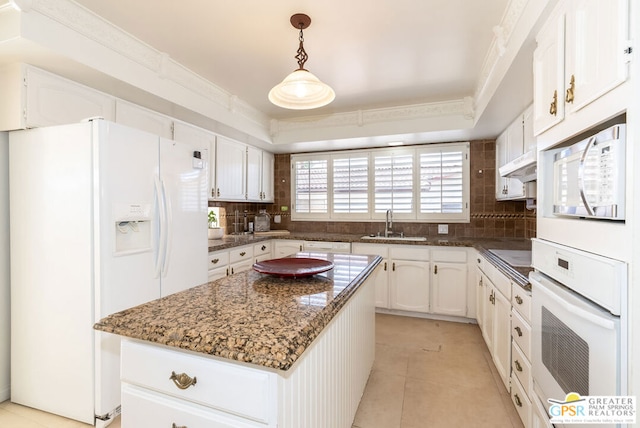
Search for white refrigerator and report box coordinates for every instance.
[9,119,208,426]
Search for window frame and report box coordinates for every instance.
[290,142,470,223]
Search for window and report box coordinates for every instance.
[293,156,328,218]
[418,144,468,221]
[373,150,414,216]
[333,155,369,215]
[291,143,469,222]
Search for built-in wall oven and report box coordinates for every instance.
[529,238,627,427]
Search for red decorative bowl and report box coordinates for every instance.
[252,257,334,278]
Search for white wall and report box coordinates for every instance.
[0,131,9,401]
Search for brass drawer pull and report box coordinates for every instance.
[514,360,523,372]
[514,326,523,337]
[239,251,246,256]
[211,258,219,264]
[170,371,197,390]
[549,90,558,116]
[261,245,267,251]
[514,393,523,407]
[515,295,523,305]
[172,424,187,428]
[565,74,575,103]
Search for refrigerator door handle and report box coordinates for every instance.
[154,175,168,278]
[161,179,173,278]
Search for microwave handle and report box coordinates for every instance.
[577,136,596,216]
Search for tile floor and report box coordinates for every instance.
[0,314,521,428]
[352,313,523,428]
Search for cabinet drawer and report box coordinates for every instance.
[208,251,229,270]
[229,246,254,264]
[511,374,532,428]
[390,246,429,261]
[121,340,275,423]
[511,284,532,324]
[122,384,265,428]
[486,262,511,299]
[511,309,531,358]
[431,248,467,263]
[511,341,532,396]
[352,243,389,258]
[253,242,271,256]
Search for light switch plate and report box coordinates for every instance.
[438,224,448,234]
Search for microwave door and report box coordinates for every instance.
[578,136,598,216]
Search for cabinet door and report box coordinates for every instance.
[215,136,246,201]
[482,277,495,352]
[115,100,173,138]
[431,262,467,317]
[374,259,390,308]
[246,146,262,201]
[475,269,485,329]
[495,132,509,200]
[565,0,629,114]
[390,260,430,312]
[261,151,275,202]
[492,287,512,391]
[230,259,253,275]
[522,105,535,152]
[173,122,217,200]
[273,240,304,258]
[533,8,566,135]
[25,66,115,128]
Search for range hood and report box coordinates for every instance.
[499,150,537,182]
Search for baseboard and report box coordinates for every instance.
[0,384,10,402]
[375,307,478,324]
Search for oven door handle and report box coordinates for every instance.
[532,275,617,330]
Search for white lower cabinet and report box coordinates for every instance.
[351,243,390,308]
[273,240,304,258]
[254,242,272,263]
[229,245,254,275]
[476,252,512,392]
[352,244,472,316]
[430,249,468,317]
[390,259,430,312]
[511,283,533,428]
[119,270,376,428]
[208,250,230,282]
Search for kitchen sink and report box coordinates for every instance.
[361,235,427,242]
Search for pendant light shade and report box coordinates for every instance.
[269,14,335,110]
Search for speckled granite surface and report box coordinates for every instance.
[208,232,533,288]
[95,253,382,371]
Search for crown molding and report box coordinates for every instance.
[24,0,271,130]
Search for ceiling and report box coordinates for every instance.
[1,0,542,152]
[72,0,510,120]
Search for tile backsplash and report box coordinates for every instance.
[211,140,536,239]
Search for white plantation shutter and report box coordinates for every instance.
[293,157,328,216]
[333,155,369,215]
[291,143,469,222]
[418,143,469,221]
[374,151,413,214]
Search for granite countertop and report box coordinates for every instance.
[95,253,382,371]
[208,232,533,288]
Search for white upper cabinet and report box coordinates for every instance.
[0,64,116,130]
[115,100,173,139]
[215,136,247,201]
[245,145,275,203]
[495,110,531,201]
[173,122,216,198]
[533,0,630,135]
[261,151,275,203]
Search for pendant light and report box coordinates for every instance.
[268,13,335,110]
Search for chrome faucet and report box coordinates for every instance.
[385,209,393,237]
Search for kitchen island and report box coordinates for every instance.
[95,252,382,428]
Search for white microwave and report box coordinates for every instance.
[553,124,626,220]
